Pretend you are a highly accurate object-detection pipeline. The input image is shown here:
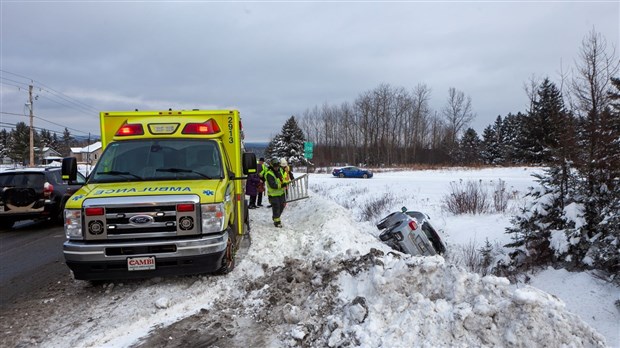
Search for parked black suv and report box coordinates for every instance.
[0,167,86,228]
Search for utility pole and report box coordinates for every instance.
[29,84,34,167]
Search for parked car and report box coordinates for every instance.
[332,166,373,178]
[0,167,86,228]
[377,207,446,256]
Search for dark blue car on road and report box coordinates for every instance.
[332,166,373,179]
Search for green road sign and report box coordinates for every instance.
[304,141,313,159]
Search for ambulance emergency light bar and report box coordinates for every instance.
[115,119,221,137]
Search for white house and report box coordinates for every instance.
[40,147,63,165]
[70,141,102,165]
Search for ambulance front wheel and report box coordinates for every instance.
[216,231,236,275]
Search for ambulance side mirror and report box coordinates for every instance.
[62,157,78,182]
[242,153,257,175]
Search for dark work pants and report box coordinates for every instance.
[257,192,263,206]
[268,195,286,222]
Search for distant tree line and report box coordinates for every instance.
[0,122,86,165]
[297,84,476,166]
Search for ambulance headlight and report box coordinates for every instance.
[64,209,83,240]
[201,203,225,233]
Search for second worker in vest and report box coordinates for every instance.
[279,158,294,202]
[265,157,290,227]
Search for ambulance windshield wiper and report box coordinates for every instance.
[156,167,213,179]
[96,170,143,180]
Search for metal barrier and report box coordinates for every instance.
[285,173,310,203]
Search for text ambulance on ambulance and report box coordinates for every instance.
[61,110,256,281]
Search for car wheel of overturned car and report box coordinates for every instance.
[216,231,236,275]
[339,173,344,178]
[363,174,368,179]
[376,212,398,230]
[379,230,392,241]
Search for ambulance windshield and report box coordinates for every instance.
[90,139,223,183]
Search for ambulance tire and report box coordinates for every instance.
[216,231,236,275]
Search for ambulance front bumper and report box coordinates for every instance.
[63,232,227,280]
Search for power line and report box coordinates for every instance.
[0,77,31,89]
[0,70,98,138]
[36,83,99,113]
[0,121,81,137]
[0,69,99,115]
[0,111,95,135]
[0,111,28,118]
[35,115,92,135]
[0,81,31,92]
[35,94,96,115]
[0,70,33,82]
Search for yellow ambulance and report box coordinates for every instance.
[61,110,256,281]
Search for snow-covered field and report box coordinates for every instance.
[2,166,618,347]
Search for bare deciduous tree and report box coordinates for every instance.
[523,74,541,113]
[570,29,618,117]
[441,87,475,145]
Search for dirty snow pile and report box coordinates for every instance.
[38,190,606,347]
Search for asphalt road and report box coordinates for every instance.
[0,220,68,308]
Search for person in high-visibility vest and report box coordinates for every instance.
[279,158,295,184]
[279,158,295,201]
[265,157,289,228]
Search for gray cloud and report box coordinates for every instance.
[1,1,618,142]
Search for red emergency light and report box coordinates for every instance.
[176,203,195,212]
[85,207,105,216]
[182,119,221,135]
[116,123,144,136]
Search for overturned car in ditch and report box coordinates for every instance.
[376,207,446,256]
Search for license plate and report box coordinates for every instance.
[127,256,156,271]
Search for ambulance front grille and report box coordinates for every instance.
[105,205,177,235]
[82,195,201,240]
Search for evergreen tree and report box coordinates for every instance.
[0,129,8,160]
[579,77,620,274]
[40,129,57,148]
[8,122,31,165]
[480,125,498,165]
[52,133,59,151]
[480,116,504,165]
[264,134,283,162]
[58,128,73,157]
[502,112,527,163]
[505,166,579,267]
[457,128,481,165]
[521,78,565,164]
[265,116,307,167]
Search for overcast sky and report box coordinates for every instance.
[1,1,618,142]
